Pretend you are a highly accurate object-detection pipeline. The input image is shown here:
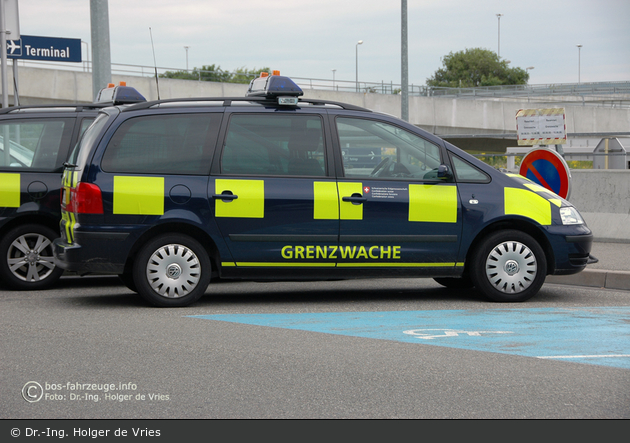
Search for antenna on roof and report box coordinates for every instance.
[149,27,160,100]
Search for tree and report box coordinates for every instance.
[160,64,271,84]
[426,48,529,88]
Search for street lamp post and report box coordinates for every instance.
[184,46,190,72]
[496,14,503,58]
[576,44,582,84]
[356,40,363,92]
[332,69,336,90]
[525,66,534,84]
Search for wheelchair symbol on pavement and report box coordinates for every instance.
[403,329,514,340]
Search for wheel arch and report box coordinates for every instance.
[122,222,222,279]
[0,214,60,239]
[465,219,555,276]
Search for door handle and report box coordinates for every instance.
[342,193,366,204]
[212,192,238,202]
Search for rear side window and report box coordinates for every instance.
[0,118,73,171]
[101,113,216,175]
[221,114,326,176]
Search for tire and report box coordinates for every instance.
[470,230,547,302]
[433,276,474,289]
[118,272,137,293]
[0,224,64,290]
[132,234,211,307]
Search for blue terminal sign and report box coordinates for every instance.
[6,35,81,63]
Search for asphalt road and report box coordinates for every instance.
[1,275,629,420]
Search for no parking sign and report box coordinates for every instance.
[519,148,572,199]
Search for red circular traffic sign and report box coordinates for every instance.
[519,148,572,199]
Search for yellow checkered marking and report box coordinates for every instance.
[313,181,338,220]
[215,179,264,218]
[0,173,20,208]
[113,176,164,215]
[504,187,551,226]
[338,182,363,220]
[409,184,457,223]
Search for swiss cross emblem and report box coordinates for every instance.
[363,186,370,193]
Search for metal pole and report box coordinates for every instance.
[1,0,9,109]
[576,44,582,84]
[496,14,503,58]
[401,0,409,122]
[12,60,18,105]
[184,46,189,72]
[356,40,362,92]
[90,0,112,101]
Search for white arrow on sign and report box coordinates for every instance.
[403,329,514,340]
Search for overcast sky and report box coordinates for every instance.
[14,0,630,87]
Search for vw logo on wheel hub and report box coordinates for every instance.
[504,260,520,276]
[166,263,182,279]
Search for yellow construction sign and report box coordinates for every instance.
[516,108,566,145]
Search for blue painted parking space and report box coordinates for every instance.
[189,307,630,370]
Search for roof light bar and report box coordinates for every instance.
[246,71,303,99]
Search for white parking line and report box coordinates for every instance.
[537,354,630,359]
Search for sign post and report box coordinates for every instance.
[516,108,572,199]
[1,0,20,108]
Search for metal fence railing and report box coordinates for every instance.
[13,59,630,103]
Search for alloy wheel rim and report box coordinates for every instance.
[8,233,56,282]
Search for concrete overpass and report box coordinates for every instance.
[2,66,630,241]
[3,66,629,152]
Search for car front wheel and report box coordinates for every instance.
[470,230,547,302]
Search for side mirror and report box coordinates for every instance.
[437,164,452,179]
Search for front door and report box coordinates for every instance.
[333,116,463,273]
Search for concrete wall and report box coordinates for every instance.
[5,67,630,137]
[569,170,630,243]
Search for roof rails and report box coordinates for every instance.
[0,102,112,115]
[121,96,371,113]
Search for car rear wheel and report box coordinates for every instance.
[470,230,547,302]
[0,224,64,290]
[132,234,211,307]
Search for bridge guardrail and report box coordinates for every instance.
[11,59,630,103]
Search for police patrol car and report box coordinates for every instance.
[0,83,144,290]
[53,72,596,307]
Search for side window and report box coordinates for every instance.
[336,117,444,180]
[221,114,326,176]
[0,118,73,171]
[450,155,491,183]
[78,117,95,137]
[101,113,216,175]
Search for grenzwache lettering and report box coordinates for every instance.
[281,245,401,260]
